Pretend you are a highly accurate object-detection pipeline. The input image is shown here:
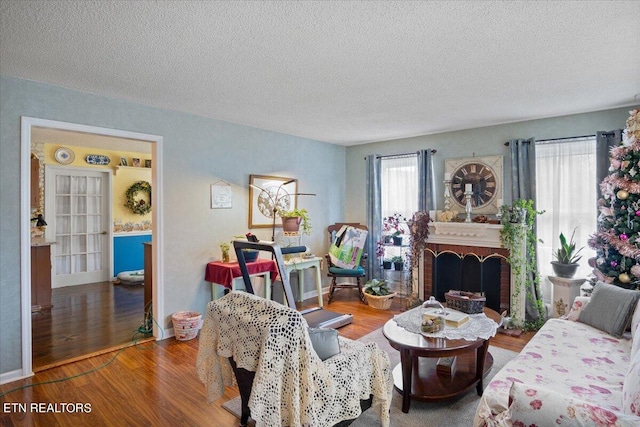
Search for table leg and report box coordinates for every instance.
[400,348,412,413]
[314,263,323,307]
[265,273,271,301]
[298,269,304,303]
[476,340,490,395]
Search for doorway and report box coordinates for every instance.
[21,117,164,377]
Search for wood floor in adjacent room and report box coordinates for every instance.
[2,290,533,427]
[31,281,151,371]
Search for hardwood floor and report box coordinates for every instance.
[32,281,151,371]
[2,289,533,427]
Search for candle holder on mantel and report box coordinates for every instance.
[443,178,452,212]
[464,189,473,222]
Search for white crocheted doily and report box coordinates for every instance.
[394,306,498,341]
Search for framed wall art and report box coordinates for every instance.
[211,180,232,209]
[444,155,503,214]
[249,175,297,228]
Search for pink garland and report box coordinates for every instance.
[589,229,640,261]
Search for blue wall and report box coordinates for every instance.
[113,234,152,275]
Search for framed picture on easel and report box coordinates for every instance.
[249,175,297,228]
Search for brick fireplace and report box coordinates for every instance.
[418,222,525,320]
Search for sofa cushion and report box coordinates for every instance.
[307,327,340,361]
[623,351,640,416]
[564,296,591,321]
[507,382,640,426]
[579,283,640,338]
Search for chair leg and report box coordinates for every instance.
[328,277,337,303]
[356,277,366,303]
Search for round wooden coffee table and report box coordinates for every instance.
[382,307,501,413]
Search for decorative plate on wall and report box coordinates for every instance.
[54,147,75,165]
[85,154,111,165]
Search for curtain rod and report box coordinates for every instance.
[375,149,437,159]
[504,134,597,146]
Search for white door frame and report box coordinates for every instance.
[20,117,164,379]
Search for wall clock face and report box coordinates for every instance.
[445,155,503,214]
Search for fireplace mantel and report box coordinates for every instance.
[428,222,503,248]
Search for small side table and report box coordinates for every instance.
[284,256,324,307]
[548,276,586,318]
[205,259,278,300]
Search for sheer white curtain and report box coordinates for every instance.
[381,155,418,219]
[535,137,597,302]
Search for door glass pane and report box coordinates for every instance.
[87,253,101,271]
[87,177,101,194]
[73,215,86,234]
[72,235,87,253]
[73,255,86,273]
[87,196,101,214]
[87,234,101,252]
[56,256,70,275]
[56,175,70,194]
[56,196,70,214]
[56,236,70,255]
[73,196,86,214]
[56,216,70,234]
[72,176,87,194]
[87,215,101,233]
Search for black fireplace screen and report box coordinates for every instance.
[430,253,502,312]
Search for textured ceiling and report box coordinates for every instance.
[2,1,639,145]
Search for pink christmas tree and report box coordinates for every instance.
[589,109,640,289]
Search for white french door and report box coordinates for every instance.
[45,167,111,287]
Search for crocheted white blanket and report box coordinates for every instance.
[196,292,393,427]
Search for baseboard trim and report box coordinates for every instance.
[0,368,33,386]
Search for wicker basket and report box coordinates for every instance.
[444,291,486,314]
[172,311,202,341]
[364,292,396,310]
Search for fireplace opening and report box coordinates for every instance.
[430,253,502,313]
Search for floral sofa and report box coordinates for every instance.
[474,283,640,426]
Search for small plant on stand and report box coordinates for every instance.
[383,213,407,245]
[391,255,404,271]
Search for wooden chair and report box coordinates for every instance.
[325,223,368,303]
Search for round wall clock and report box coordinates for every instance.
[444,155,503,214]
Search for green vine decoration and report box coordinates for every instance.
[125,181,152,215]
[500,199,545,331]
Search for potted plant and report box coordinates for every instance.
[391,255,404,271]
[551,228,583,278]
[278,208,311,235]
[383,213,407,246]
[363,279,396,310]
[220,242,230,263]
[382,258,393,269]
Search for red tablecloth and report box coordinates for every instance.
[205,259,279,289]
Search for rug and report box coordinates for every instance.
[222,327,518,426]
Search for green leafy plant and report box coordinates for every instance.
[364,279,392,296]
[554,229,583,265]
[390,255,403,263]
[278,208,312,235]
[500,199,546,331]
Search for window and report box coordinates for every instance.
[535,136,597,301]
[380,155,418,220]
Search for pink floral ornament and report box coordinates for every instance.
[621,233,629,240]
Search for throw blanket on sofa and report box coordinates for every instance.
[196,292,392,427]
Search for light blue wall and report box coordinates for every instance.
[0,76,346,376]
[113,234,153,275]
[345,107,637,223]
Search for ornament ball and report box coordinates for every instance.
[617,190,629,200]
[619,273,631,284]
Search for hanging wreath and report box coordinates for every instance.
[125,181,152,215]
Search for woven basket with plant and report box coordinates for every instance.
[363,279,396,310]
